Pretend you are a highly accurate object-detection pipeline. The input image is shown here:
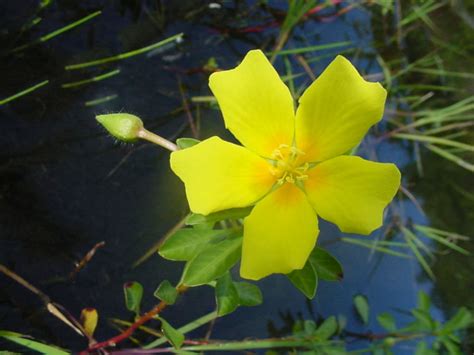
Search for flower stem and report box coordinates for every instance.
[138,128,178,152]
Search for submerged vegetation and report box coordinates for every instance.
[0,0,473,354]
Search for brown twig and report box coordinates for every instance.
[295,54,316,80]
[132,215,188,268]
[399,185,425,217]
[203,316,216,342]
[177,76,198,138]
[81,285,188,354]
[69,241,106,280]
[0,263,90,340]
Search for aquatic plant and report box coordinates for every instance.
[1,1,473,354]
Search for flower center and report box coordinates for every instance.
[269,144,309,185]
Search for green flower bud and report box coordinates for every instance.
[96,113,143,142]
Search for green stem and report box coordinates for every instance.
[62,69,120,88]
[65,33,183,70]
[12,11,101,52]
[393,133,474,152]
[143,311,218,349]
[138,129,178,152]
[0,80,49,105]
[84,94,118,107]
[178,338,339,352]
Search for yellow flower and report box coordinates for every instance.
[170,50,401,280]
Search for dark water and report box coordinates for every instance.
[1,1,472,354]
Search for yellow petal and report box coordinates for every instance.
[295,55,387,162]
[170,136,275,215]
[209,50,295,157]
[304,156,400,235]
[240,183,319,280]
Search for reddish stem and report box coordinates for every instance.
[306,0,343,15]
[81,286,188,354]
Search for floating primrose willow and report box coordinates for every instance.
[98,50,401,281]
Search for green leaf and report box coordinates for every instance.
[181,236,242,286]
[185,207,252,225]
[287,260,318,299]
[123,281,143,314]
[441,307,472,334]
[353,294,370,324]
[400,320,428,333]
[309,247,343,281]
[337,315,347,333]
[377,312,397,332]
[176,137,200,149]
[215,273,239,316]
[417,291,431,312]
[234,282,263,306]
[0,331,69,355]
[441,337,462,355]
[303,320,317,334]
[154,280,178,305]
[314,316,338,340]
[448,334,461,344]
[158,317,184,349]
[159,228,227,261]
[415,341,437,355]
[411,309,434,330]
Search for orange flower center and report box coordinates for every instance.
[270,144,309,185]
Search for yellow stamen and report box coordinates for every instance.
[270,145,309,185]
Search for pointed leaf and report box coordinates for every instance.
[353,294,369,324]
[302,320,317,335]
[287,260,318,299]
[337,315,347,334]
[159,228,227,261]
[441,337,462,355]
[176,138,200,149]
[314,316,338,340]
[181,236,242,286]
[412,309,434,331]
[234,282,263,307]
[215,273,239,316]
[158,317,184,349]
[154,280,178,305]
[441,307,472,334]
[417,291,431,312]
[377,312,397,332]
[309,247,343,281]
[415,341,437,355]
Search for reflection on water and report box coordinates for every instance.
[0,1,472,353]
